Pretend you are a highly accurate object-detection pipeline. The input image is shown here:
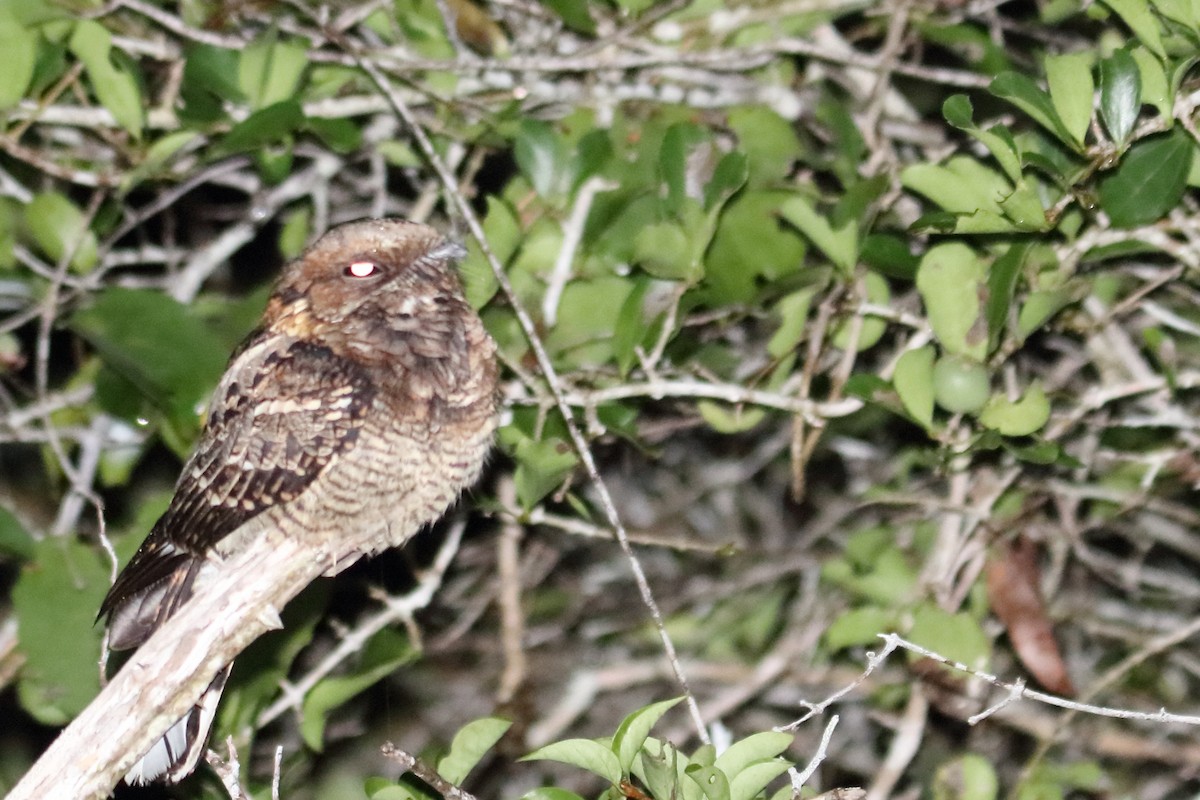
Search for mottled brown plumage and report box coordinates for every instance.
[99,218,498,784]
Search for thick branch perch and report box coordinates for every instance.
[7,532,331,800]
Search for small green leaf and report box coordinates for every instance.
[542,0,598,29]
[520,790,588,800]
[461,197,517,310]
[893,346,936,428]
[0,505,34,560]
[698,401,766,434]
[825,606,898,651]
[686,763,731,800]
[902,157,1008,218]
[985,242,1030,352]
[523,739,623,785]
[14,538,108,724]
[1044,52,1093,147]
[1017,288,1076,339]
[219,99,305,153]
[915,242,988,361]
[614,697,682,773]
[22,192,99,273]
[69,288,231,443]
[942,95,1023,184]
[512,436,578,510]
[614,278,652,376]
[908,605,991,670]
[979,382,1050,437]
[1130,47,1169,119]
[704,151,749,212]
[660,123,708,215]
[238,33,308,109]
[1098,127,1193,227]
[990,71,1076,149]
[728,107,802,185]
[515,120,571,199]
[1103,0,1165,58]
[713,732,792,780]
[934,754,999,800]
[0,9,36,110]
[1099,49,1141,144]
[728,759,794,800]
[69,20,144,137]
[778,195,856,273]
[438,717,512,784]
[300,628,416,750]
[767,289,814,359]
[634,221,697,281]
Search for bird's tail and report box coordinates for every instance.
[123,665,231,785]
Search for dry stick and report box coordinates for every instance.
[349,46,711,744]
[495,476,528,706]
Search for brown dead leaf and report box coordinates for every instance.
[985,536,1076,696]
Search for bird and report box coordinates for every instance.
[97,218,499,784]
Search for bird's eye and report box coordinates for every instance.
[344,261,379,279]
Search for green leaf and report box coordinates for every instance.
[893,346,936,429]
[1130,46,1169,119]
[0,8,36,110]
[728,759,794,800]
[1044,52,1093,147]
[614,697,682,773]
[902,157,1007,217]
[515,120,571,199]
[825,606,899,650]
[219,99,305,153]
[934,754,999,800]
[539,0,595,33]
[614,277,652,376]
[522,738,623,785]
[660,123,708,215]
[1098,127,1193,227]
[543,277,635,368]
[686,763,731,800]
[636,740,687,800]
[634,221,698,281]
[512,436,578,510]
[69,20,144,137]
[714,732,792,780]
[461,197,517,310]
[698,401,766,434]
[1103,0,1165,58]
[1017,288,1076,339]
[13,537,108,724]
[728,106,802,185]
[238,33,308,109]
[908,604,991,670]
[69,288,231,443]
[300,627,417,750]
[778,195,856,273]
[990,71,1076,149]
[438,717,513,784]
[520,790,588,800]
[0,505,34,560]
[942,95,1023,184]
[979,382,1050,437]
[985,242,1030,352]
[704,151,749,213]
[1099,49,1141,145]
[767,289,815,359]
[22,191,99,273]
[915,242,988,361]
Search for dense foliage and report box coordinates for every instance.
[1,0,1200,798]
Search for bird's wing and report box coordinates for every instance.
[100,335,375,647]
